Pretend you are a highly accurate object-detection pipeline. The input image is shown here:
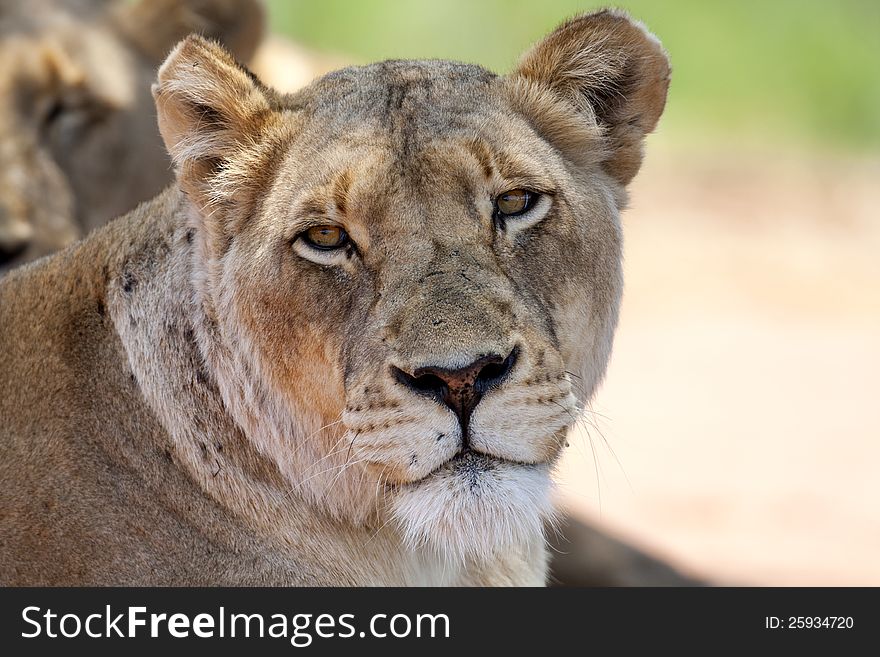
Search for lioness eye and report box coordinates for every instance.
[302,225,349,250]
[495,189,536,217]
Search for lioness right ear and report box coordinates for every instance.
[153,35,278,214]
[508,10,670,186]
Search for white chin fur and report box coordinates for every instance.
[389,453,553,564]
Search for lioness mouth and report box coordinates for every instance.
[407,448,538,488]
[448,448,493,468]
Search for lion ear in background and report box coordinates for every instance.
[507,10,671,186]
[111,0,266,65]
[152,35,280,238]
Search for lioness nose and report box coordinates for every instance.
[392,347,518,434]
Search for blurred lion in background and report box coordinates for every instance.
[0,0,264,272]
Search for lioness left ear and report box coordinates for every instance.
[152,35,277,213]
[509,10,670,186]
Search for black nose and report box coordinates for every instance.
[0,217,32,268]
[392,347,519,435]
[0,240,28,268]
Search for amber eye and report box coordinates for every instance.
[301,225,349,250]
[495,189,536,217]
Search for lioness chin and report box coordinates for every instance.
[0,11,669,585]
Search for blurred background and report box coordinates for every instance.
[263,0,880,585]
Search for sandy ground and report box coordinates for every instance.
[555,146,880,585]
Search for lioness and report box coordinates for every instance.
[0,0,264,273]
[0,11,669,585]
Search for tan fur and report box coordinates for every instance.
[0,0,264,273]
[0,11,669,585]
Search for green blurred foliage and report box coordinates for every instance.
[266,0,880,152]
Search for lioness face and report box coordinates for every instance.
[250,65,601,560]
[155,12,668,562]
[0,0,263,274]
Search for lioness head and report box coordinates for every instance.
[0,0,263,273]
[153,11,669,563]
